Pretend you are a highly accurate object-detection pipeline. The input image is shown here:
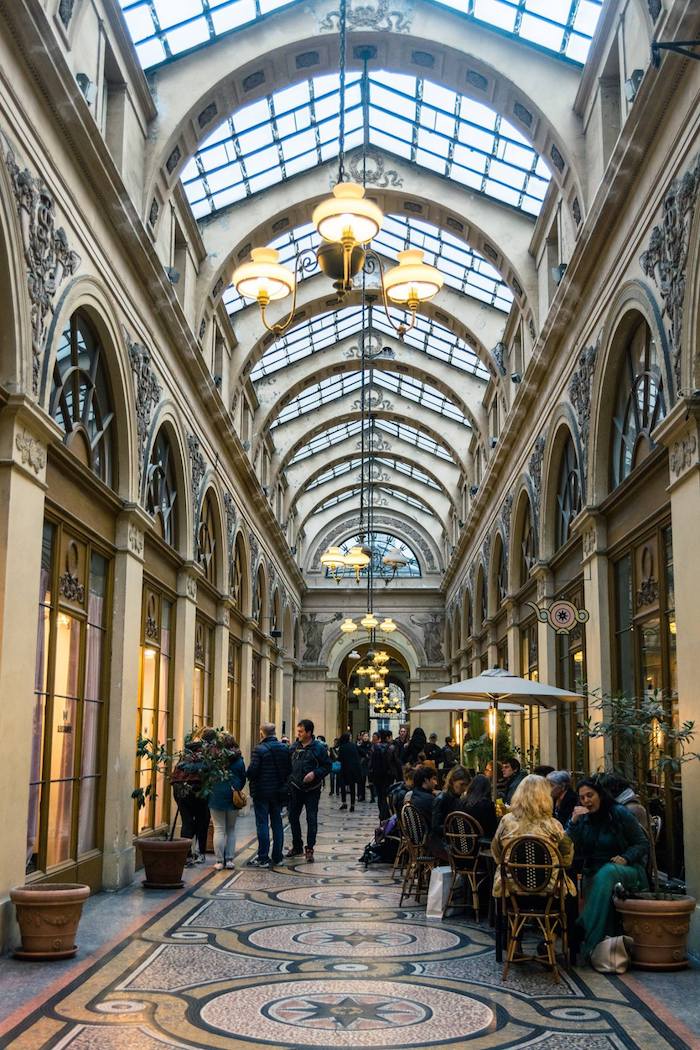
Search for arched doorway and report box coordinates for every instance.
[340,642,410,740]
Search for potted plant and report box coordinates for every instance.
[10,882,91,960]
[585,692,698,970]
[132,735,191,888]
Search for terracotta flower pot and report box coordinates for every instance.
[11,883,90,960]
[614,895,696,970]
[138,837,191,888]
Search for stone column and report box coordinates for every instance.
[504,599,522,754]
[0,405,51,950]
[212,602,230,728]
[575,510,611,770]
[260,641,271,726]
[273,656,284,729]
[656,399,700,952]
[282,657,295,738]
[532,564,558,767]
[102,506,150,891]
[239,625,254,760]
[173,563,199,748]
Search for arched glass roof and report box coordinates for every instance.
[251,305,489,382]
[121,0,603,70]
[313,485,435,515]
[182,71,550,220]
[337,532,421,578]
[225,214,513,316]
[288,417,455,465]
[271,370,470,428]
[304,455,442,493]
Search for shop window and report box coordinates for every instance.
[611,317,665,489]
[193,618,214,731]
[50,312,115,487]
[555,435,582,549]
[197,492,217,585]
[227,636,242,741]
[136,587,174,834]
[145,429,178,548]
[27,521,110,885]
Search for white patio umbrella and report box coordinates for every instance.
[425,668,583,799]
[410,697,524,713]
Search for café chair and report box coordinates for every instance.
[444,811,486,920]
[399,803,435,906]
[499,835,569,983]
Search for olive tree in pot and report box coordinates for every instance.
[585,693,698,970]
[132,735,191,888]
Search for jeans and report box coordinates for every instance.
[253,798,285,863]
[288,788,320,850]
[210,808,238,864]
[179,795,210,855]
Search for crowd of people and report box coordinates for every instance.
[170,720,651,966]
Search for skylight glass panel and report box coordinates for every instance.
[251,305,488,382]
[374,419,454,462]
[338,532,421,578]
[372,372,468,424]
[314,488,358,513]
[272,372,363,428]
[289,420,364,464]
[184,71,550,220]
[306,459,361,491]
[376,486,435,514]
[375,457,441,490]
[227,214,512,317]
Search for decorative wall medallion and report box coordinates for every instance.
[126,334,161,491]
[186,575,197,601]
[346,147,402,187]
[466,69,488,91]
[15,430,46,475]
[320,0,413,33]
[128,522,144,556]
[513,102,533,128]
[669,429,697,480]
[569,343,597,485]
[224,491,238,543]
[550,143,565,173]
[526,598,589,635]
[640,152,700,394]
[2,136,81,393]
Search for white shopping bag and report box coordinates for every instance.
[426,865,452,919]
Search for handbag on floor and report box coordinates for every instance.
[426,865,452,919]
[590,934,633,973]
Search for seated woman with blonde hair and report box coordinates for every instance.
[491,774,574,899]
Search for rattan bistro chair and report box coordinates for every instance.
[399,802,436,906]
[499,835,569,983]
[444,811,487,920]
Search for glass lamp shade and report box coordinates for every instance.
[352,687,362,696]
[320,545,347,571]
[373,650,389,663]
[345,545,371,571]
[232,247,295,302]
[340,617,357,634]
[362,687,371,695]
[361,612,379,630]
[382,547,408,570]
[312,182,383,245]
[378,617,397,633]
[383,249,443,305]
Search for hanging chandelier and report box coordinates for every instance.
[230,0,442,338]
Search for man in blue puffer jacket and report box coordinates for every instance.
[246,723,291,868]
[287,718,331,863]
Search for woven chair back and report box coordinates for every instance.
[502,835,560,894]
[401,802,429,846]
[444,811,483,859]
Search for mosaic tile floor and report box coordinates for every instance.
[2,797,698,1049]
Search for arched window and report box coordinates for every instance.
[197,493,217,585]
[230,536,244,606]
[146,429,178,548]
[252,565,264,626]
[495,539,507,609]
[519,499,537,585]
[611,317,666,489]
[555,435,582,550]
[50,311,114,486]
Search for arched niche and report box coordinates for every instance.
[196,479,226,592]
[509,479,538,592]
[541,411,583,559]
[230,529,251,616]
[143,408,192,560]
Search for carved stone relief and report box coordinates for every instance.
[187,435,205,542]
[640,152,700,394]
[15,430,46,475]
[2,135,81,393]
[320,0,413,33]
[346,148,403,188]
[128,522,144,557]
[300,612,342,663]
[126,333,161,492]
[669,427,698,481]
[528,433,546,524]
[410,612,445,663]
[568,343,597,486]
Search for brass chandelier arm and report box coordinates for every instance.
[258,248,319,336]
[363,249,416,339]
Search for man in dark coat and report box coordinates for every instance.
[246,723,291,868]
[548,769,579,827]
[369,729,403,820]
[500,756,527,805]
[287,718,331,862]
[338,732,362,811]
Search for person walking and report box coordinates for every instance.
[338,732,362,811]
[357,731,371,802]
[246,722,292,869]
[287,719,331,862]
[369,729,403,820]
[208,733,246,870]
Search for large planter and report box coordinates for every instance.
[11,883,90,960]
[614,895,696,970]
[138,837,191,888]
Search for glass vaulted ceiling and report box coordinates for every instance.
[306,457,441,491]
[288,418,455,465]
[182,71,550,219]
[251,305,489,381]
[313,485,435,515]
[225,215,513,317]
[121,1,603,70]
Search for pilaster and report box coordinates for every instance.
[531,564,558,766]
[574,509,611,770]
[239,624,254,759]
[173,562,200,746]
[212,602,230,728]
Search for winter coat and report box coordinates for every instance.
[246,737,292,801]
[357,740,372,774]
[565,803,649,877]
[338,740,362,781]
[500,769,527,805]
[407,787,435,827]
[289,737,331,792]
[492,812,575,898]
[462,798,498,838]
[369,742,403,786]
[431,791,464,836]
[554,787,578,828]
[209,753,247,811]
